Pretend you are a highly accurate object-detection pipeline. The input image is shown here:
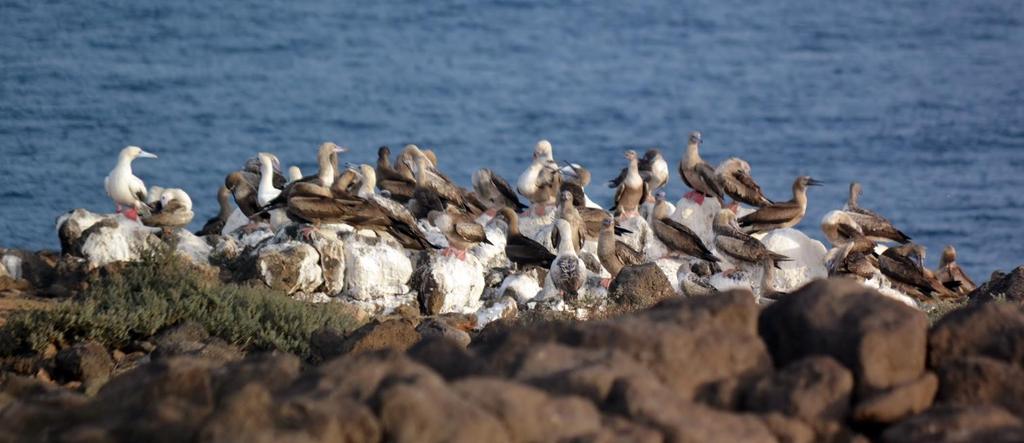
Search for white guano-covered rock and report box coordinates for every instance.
[172,230,212,265]
[306,231,346,295]
[221,208,249,236]
[497,273,543,304]
[256,241,323,295]
[79,215,159,269]
[759,228,828,292]
[420,253,486,315]
[344,238,412,300]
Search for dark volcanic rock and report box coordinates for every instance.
[929,300,1024,368]
[452,377,602,442]
[608,263,676,308]
[54,341,114,395]
[851,371,937,424]
[759,278,928,396]
[340,318,422,355]
[608,376,777,443]
[744,356,854,422]
[969,266,1024,303]
[416,316,472,348]
[407,337,493,380]
[881,404,1024,443]
[935,355,1024,418]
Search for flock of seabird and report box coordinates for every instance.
[103,132,975,303]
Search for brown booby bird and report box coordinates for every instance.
[141,188,195,236]
[407,151,476,219]
[105,146,158,221]
[713,210,790,291]
[610,150,648,218]
[560,161,602,209]
[844,182,911,244]
[550,191,586,253]
[650,194,720,265]
[517,140,562,216]
[716,157,773,208]
[738,176,823,234]
[285,178,438,250]
[376,146,416,203]
[263,142,346,210]
[495,207,556,270]
[879,243,957,301]
[473,168,528,214]
[550,219,586,300]
[225,171,261,219]
[679,131,725,205]
[820,211,881,280]
[681,262,718,297]
[428,210,491,260]
[597,218,644,286]
[936,245,975,295]
[608,148,669,196]
[197,185,232,236]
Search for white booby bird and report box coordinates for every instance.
[550,191,586,253]
[287,166,303,183]
[517,140,561,216]
[609,150,648,218]
[738,176,822,234]
[256,152,282,206]
[141,188,194,236]
[105,146,158,221]
[679,132,725,205]
[843,182,911,244]
[936,245,975,295]
[550,219,586,301]
[716,157,773,208]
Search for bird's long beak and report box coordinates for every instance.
[138,150,158,159]
[807,178,824,186]
[333,145,348,154]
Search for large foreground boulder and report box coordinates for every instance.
[759,279,928,395]
[607,262,676,308]
[928,300,1024,368]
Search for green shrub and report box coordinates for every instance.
[0,249,360,360]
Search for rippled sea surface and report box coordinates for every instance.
[2,1,1022,277]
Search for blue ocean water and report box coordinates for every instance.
[1,1,1022,279]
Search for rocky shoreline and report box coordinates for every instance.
[0,204,1022,442]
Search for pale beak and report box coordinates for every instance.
[333,146,348,154]
[138,150,158,159]
[807,178,824,186]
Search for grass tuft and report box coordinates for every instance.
[0,248,360,359]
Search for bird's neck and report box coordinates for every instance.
[505,212,521,236]
[686,142,701,164]
[115,156,134,175]
[793,185,808,208]
[556,227,576,255]
[259,161,276,190]
[357,178,375,198]
[318,157,335,187]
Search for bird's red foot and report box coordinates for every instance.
[299,225,319,242]
[534,205,547,217]
[600,278,612,288]
[684,191,705,205]
[442,247,468,261]
[123,208,140,221]
[721,268,739,278]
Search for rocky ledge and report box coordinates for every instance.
[2,276,1024,442]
